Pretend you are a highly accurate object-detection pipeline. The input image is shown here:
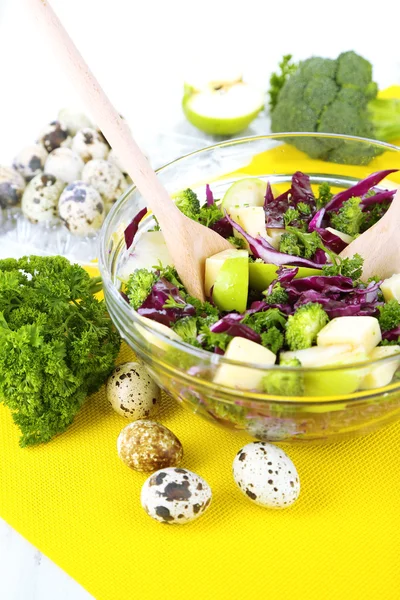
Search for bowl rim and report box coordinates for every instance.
[99,132,400,390]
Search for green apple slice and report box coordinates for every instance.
[119,231,172,282]
[221,177,267,210]
[360,345,400,390]
[317,316,382,353]
[214,336,276,391]
[135,314,183,351]
[303,348,370,396]
[249,262,322,292]
[380,273,400,302]
[182,78,264,136]
[205,248,249,312]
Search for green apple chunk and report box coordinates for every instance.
[221,177,267,211]
[135,314,183,351]
[380,273,400,302]
[281,344,368,396]
[361,346,400,390]
[205,248,249,312]
[214,336,276,391]
[317,316,382,353]
[182,81,264,136]
[229,205,270,248]
[119,231,172,282]
[249,262,322,292]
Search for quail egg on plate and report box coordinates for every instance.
[45,148,84,183]
[0,166,26,208]
[13,144,48,181]
[58,180,104,235]
[141,467,212,524]
[38,120,72,153]
[82,158,128,210]
[22,173,65,224]
[58,107,93,136]
[71,127,109,163]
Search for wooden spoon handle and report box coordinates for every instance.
[29,0,180,230]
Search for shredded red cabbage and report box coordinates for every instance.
[206,184,214,206]
[124,207,147,249]
[210,315,261,343]
[225,212,324,269]
[210,216,233,238]
[382,327,400,342]
[138,277,195,325]
[314,228,347,253]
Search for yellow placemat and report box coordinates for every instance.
[1,338,400,600]
[2,88,400,599]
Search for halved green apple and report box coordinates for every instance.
[249,262,322,292]
[182,74,264,136]
[205,248,249,312]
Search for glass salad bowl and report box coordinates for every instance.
[99,133,400,443]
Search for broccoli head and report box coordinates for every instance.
[262,358,304,396]
[260,327,285,354]
[329,196,364,237]
[172,316,198,343]
[279,228,322,259]
[269,50,400,164]
[174,188,200,220]
[285,302,329,350]
[125,268,158,309]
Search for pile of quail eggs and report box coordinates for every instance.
[106,360,301,526]
[0,108,131,236]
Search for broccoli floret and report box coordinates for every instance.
[269,51,400,164]
[283,207,300,227]
[285,302,329,350]
[174,188,200,220]
[198,203,223,227]
[279,227,321,259]
[242,308,287,333]
[316,183,333,209]
[378,300,400,332]
[262,358,304,396]
[263,282,289,305]
[297,202,312,216]
[125,268,158,309]
[329,197,364,237]
[198,326,231,352]
[322,254,364,281]
[226,236,247,249]
[172,316,198,343]
[260,327,285,354]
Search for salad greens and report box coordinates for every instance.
[122,169,400,395]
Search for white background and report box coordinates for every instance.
[0,0,399,598]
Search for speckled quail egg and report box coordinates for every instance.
[38,120,72,153]
[44,148,84,183]
[71,127,109,163]
[141,467,212,524]
[0,166,26,208]
[107,361,160,420]
[232,442,300,509]
[82,158,128,210]
[13,144,48,181]
[58,180,105,235]
[117,420,183,472]
[107,148,132,182]
[58,107,93,136]
[22,173,65,224]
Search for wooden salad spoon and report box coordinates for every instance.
[30,0,232,301]
[339,188,400,281]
